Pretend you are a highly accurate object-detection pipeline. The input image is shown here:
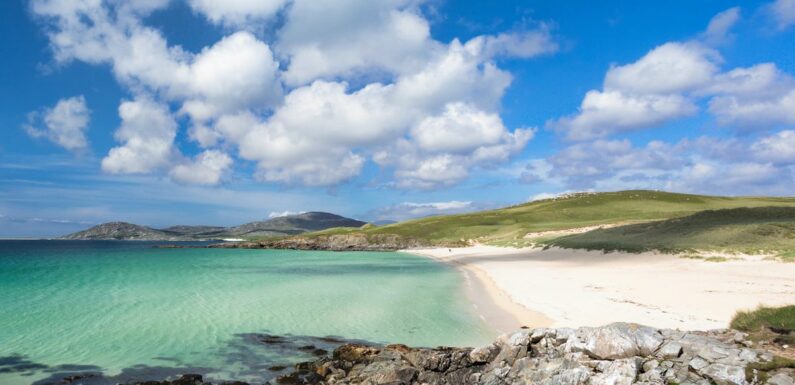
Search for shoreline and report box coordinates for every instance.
[403,249,553,335]
[405,245,795,332]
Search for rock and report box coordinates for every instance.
[657,342,683,359]
[699,363,747,385]
[689,357,710,371]
[568,323,663,360]
[588,359,639,385]
[470,343,500,364]
[333,344,380,363]
[768,373,795,385]
[125,324,789,385]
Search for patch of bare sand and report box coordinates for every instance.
[405,246,795,331]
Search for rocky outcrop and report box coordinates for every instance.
[129,323,794,385]
[210,233,433,251]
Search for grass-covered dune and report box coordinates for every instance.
[289,190,795,250]
[544,206,795,258]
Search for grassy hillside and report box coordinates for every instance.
[543,207,795,257]
[293,190,795,248]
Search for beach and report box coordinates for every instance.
[407,245,795,331]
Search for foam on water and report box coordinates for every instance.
[0,241,494,384]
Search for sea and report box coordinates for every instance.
[0,240,494,385]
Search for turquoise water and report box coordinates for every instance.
[0,241,493,384]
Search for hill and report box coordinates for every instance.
[226,212,367,238]
[248,190,795,252]
[543,206,795,257]
[60,212,366,241]
[60,222,183,241]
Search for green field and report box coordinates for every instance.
[544,207,795,257]
[290,190,795,254]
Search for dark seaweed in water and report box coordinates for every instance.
[17,333,375,385]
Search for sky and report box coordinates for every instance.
[1,0,794,237]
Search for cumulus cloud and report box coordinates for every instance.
[276,0,436,86]
[751,130,795,163]
[24,95,91,152]
[767,0,795,30]
[187,0,288,28]
[527,129,795,195]
[101,97,177,174]
[550,42,719,140]
[169,150,233,185]
[551,7,795,141]
[702,7,741,45]
[604,43,720,95]
[551,91,697,141]
[370,200,494,222]
[32,0,555,189]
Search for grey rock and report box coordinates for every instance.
[699,363,747,385]
[470,343,500,364]
[657,342,683,359]
[768,373,795,385]
[568,323,663,360]
[689,357,710,371]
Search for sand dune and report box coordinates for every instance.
[406,246,795,331]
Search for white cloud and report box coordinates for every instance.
[550,8,795,140]
[551,90,697,141]
[470,28,558,59]
[702,7,741,45]
[528,129,795,196]
[101,97,177,174]
[24,95,91,152]
[604,42,720,95]
[33,0,552,189]
[276,0,436,86]
[268,210,304,218]
[768,0,795,30]
[370,200,490,221]
[187,0,288,28]
[529,190,593,202]
[411,103,512,153]
[709,90,795,128]
[169,150,233,185]
[32,2,282,123]
[751,130,795,164]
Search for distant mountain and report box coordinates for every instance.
[60,222,184,241]
[226,212,368,238]
[60,212,367,241]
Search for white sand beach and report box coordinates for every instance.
[406,246,795,332]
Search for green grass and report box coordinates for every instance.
[731,305,795,333]
[294,190,795,245]
[732,306,795,382]
[542,206,795,255]
[745,356,795,383]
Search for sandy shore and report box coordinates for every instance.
[405,246,795,331]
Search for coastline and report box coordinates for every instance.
[403,248,553,335]
[405,245,795,331]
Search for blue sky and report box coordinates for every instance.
[2,0,795,237]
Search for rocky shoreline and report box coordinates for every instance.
[126,323,793,385]
[208,233,437,251]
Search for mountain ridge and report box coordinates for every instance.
[60,212,367,241]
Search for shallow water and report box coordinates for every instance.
[0,241,493,384]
